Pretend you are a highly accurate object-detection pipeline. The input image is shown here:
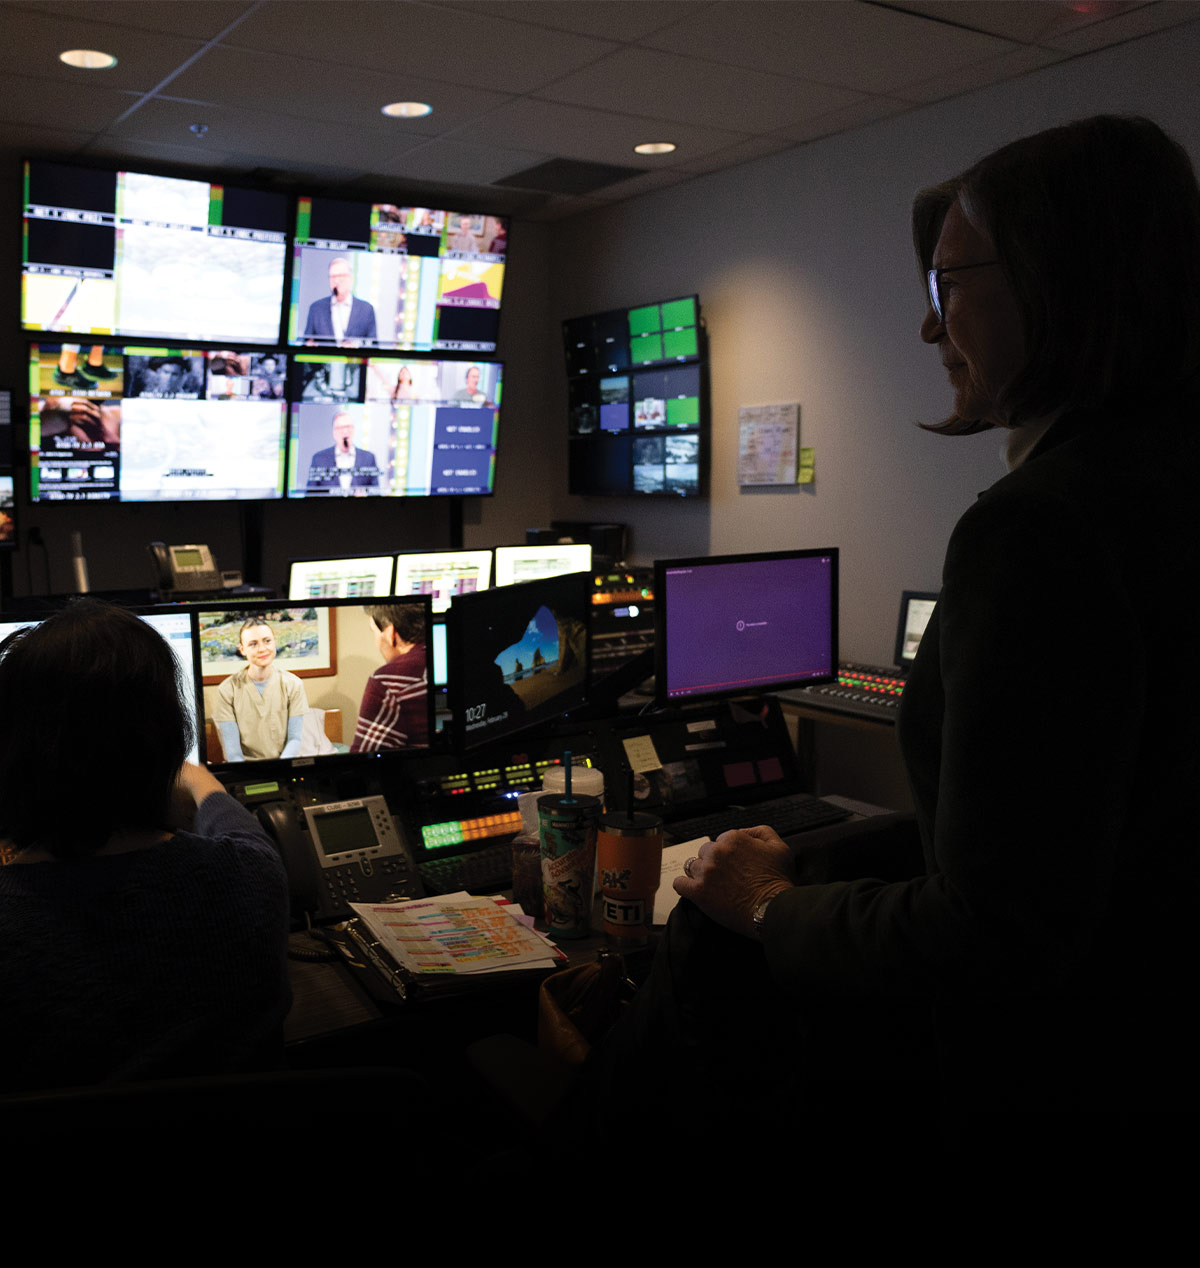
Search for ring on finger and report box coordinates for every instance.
[683,855,698,879]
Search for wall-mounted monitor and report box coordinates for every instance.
[22,160,288,345]
[447,571,590,752]
[493,543,592,588]
[285,355,500,498]
[0,388,14,549]
[565,295,707,498]
[27,343,288,503]
[287,555,396,601]
[287,196,508,353]
[393,549,492,614]
[194,596,434,767]
[654,549,838,705]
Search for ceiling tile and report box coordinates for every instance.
[222,0,620,94]
[452,96,750,166]
[891,42,1064,105]
[539,46,862,131]
[770,94,914,145]
[671,132,798,174]
[22,1,257,40]
[882,1,1149,46]
[0,69,141,132]
[0,7,207,91]
[165,44,515,131]
[371,137,554,186]
[436,0,707,42]
[641,0,1018,94]
[1043,0,1200,51]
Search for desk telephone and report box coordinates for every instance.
[255,793,425,923]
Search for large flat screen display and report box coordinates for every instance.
[287,196,508,353]
[27,344,288,502]
[22,160,288,345]
[286,355,500,498]
[0,389,14,549]
[655,549,838,704]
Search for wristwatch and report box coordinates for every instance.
[752,896,774,939]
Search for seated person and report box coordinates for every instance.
[213,618,308,761]
[0,601,291,1093]
[350,604,429,752]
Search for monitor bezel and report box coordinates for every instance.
[894,589,940,672]
[190,593,436,774]
[654,548,839,707]
[285,553,398,601]
[446,570,592,755]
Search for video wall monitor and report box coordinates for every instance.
[194,596,434,768]
[0,388,14,549]
[0,606,200,764]
[22,160,288,345]
[393,549,492,614]
[287,555,396,601]
[286,355,500,498]
[493,543,592,588]
[654,549,838,706]
[27,344,288,502]
[894,590,939,671]
[565,294,706,498]
[448,571,590,752]
[287,195,508,353]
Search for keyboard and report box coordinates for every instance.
[792,662,905,723]
[418,842,515,895]
[665,792,851,844]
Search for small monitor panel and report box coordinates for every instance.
[655,550,838,704]
[287,555,395,600]
[493,543,592,588]
[0,607,200,764]
[28,344,288,503]
[894,590,939,671]
[393,550,492,614]
[448,572,590,751]
[195,597,433,766]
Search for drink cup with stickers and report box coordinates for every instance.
[597,811,663,946]
[539,792,601,938]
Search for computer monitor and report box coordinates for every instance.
[22,159,288,345]
[894,590,939,671]
[447,572,591,752]
[0,388,14,549]
[287,555,396,600]
[393,549,492,614]
[193,596,434,767]
[0,606,201,764]
[654,549,838,705]
[285,355,501,498]
[287,195,508,353]
[493,543,592,587]
[27,343,288,502]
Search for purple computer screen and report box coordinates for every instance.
[661,552,836,699]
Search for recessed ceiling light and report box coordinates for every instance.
[634,142,676,155]
[382,101,433,118]
[59,49,117,70]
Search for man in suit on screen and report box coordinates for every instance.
[303,257,377,346]
[306,412,379,493]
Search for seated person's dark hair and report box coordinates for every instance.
[0,600,192,859]
[364,604,425,646]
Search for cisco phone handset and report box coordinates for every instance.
[149,541,223,594]
[256,794,424,924]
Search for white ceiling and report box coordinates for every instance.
[3,0,1199,219]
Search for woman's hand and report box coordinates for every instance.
[672,825,796,940]
[167,762,227,828]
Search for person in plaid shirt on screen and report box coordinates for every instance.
[350,604,429,752]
